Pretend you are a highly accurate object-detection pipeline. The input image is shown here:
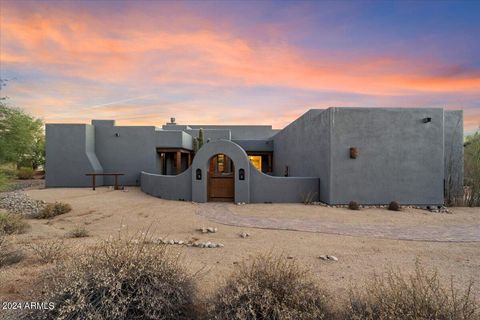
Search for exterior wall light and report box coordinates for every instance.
[115,133,120,137]
[350,147,359,159]
[422,117,432,123]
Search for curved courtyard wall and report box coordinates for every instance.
[141,168,192,201]
[250,164,319,203]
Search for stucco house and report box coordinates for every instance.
[45,107,464,205]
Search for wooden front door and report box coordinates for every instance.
[208,154,234,202]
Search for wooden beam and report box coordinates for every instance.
[176,151,182,174]
[188,153,192,166]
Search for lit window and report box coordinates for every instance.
[248,156,262,171]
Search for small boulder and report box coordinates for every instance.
[327,255,338,261]
[319,255,328,261]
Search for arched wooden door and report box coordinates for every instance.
[208,154,234,202]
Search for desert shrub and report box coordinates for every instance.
[21,237,196,320]
[208,253,332,320]
[348,201,360,210]
[463,131,480,206]
[27,239,65,263]
[0,211,30,234]
[302,191,318,205]
[65,226,89,238]
[388,201,401,211]
[0,231,24,267]
[17,167,34,179]
[36,202,72,219]
[345,262,478,320]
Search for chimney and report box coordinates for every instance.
[170,117,176,125]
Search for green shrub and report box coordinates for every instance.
[17,167,34,179]
[208,253,332,320]
[22,237,196,320]
[36,202,72,219]
[65,226,89,238]
[345,262,478,320]
[0,211,30,234]
[348,201,360,210]
[388,201,401,211]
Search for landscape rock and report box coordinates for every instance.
[319,255,328,260]
[240,232,250,238]
[0,191,46,217]
[327,255,338,261]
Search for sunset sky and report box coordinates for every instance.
[1,0,479,133]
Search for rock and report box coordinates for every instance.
[240,232,249,238]
[178,240,184,245]
[319,255,328,260]
[208,243,216,248]
[201,227,208,233]
[0,191,47,217]
[217,243,224,248]
[173,240,179,244]
[327,255,338,261]
[168,240,175,245]
[287,256,294,259]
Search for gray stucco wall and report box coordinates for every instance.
[329,108,445,205]
[444,110,464,199]
[189,125,277,140]
[273,109,331,202]
[45,124,103,187]
[233,140,273,152]
[250,164,319,203]
[186,129,231,141]
[94,126,157,186]
[140,169,192,201]
[191,140,250,203]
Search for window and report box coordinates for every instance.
[248,156,262,171]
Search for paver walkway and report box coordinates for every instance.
[196,204,480,242]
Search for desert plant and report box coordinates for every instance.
[65,226,89,238]
[463,131,480,206]
[345,262,478,320]
[388,201,401,211]
[302,191,318,205]
[17,167,34,179]
[348,201,360,210]
[21,236,196,320]
[0,211,30,234]
[27,239,65,263]
[208,253,332,320]
[36,202,72,219]
[0,231,24,267]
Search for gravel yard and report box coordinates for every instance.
[1,186,479,306]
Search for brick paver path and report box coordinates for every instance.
[196,204,480,242]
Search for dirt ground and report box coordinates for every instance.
[1,187,479,306]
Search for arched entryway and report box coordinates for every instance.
[191,140,251,203]
[208,154,234,202]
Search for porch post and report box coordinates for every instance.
[176,151,182,174]
[188,152,192,166]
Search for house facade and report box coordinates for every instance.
[45,107,464,205]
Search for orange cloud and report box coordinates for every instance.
[2,4,480,96]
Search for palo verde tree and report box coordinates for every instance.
[0,79,45,169]
[464,130,480,206]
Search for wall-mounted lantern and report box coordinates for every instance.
[239,168,245,180]
[350,147,359,159]
[422,117,432,123]
[115,133,120,137]
[196,169,202,180]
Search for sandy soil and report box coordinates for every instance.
[1,187,479,306]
